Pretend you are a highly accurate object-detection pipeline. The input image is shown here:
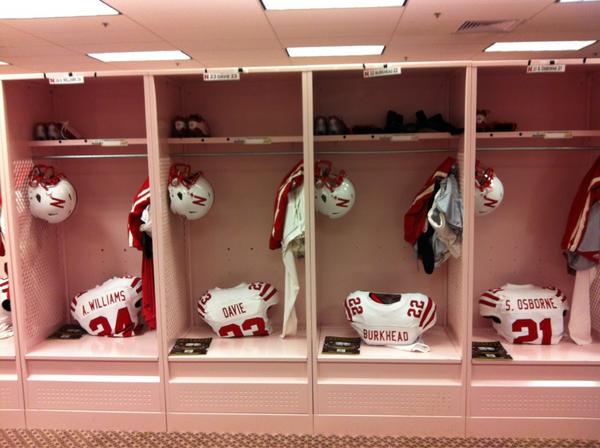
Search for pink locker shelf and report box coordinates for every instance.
[476,130,600,139]
[168,327,307,362]
[318,326,461,363]
[28,138,147,147]
[24,331,158,361]
[167,136,302,145]
[315,132,457,142]
[472,327,600,365]
[0,338,16,360]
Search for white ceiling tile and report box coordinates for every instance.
[174,39,282,52]
[105,0,277,40]
[1,15,163,46]
[267,7,404,39]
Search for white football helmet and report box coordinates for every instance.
[28,165,77,224]
[314,160,356,219]
[475,162,504,216]
[168,164,214,220]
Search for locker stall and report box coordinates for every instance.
[309,66,472,436]
[0,76,165,430]
[0,169,24,427]
[147,72,313,433]
[468,63,600,438]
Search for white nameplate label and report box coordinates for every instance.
[90,139,129,146]
[203,71,240,81]
[542,131,572,139]
[234,137,272,145]
[526,64,566,74]
[364,66,401,78]
[48,73,85,85]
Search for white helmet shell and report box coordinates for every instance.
[168,165,214,220]
[315,164,356,219]
[475,165,504,216]
[28,166,77,224]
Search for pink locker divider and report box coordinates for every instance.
[148,73,313,434]
[0,77,165,431]
[467,63,600,439]
[310,67,471,436]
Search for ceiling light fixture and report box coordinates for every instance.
[88,50,191,62]
[262,0,405,9]
[0,0,119,19]
[484,40,597,52]
[287,45,385,57]
[557,0,600,3]
[0,61,9,65]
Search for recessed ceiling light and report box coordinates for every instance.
[558,0,600,3]
[485,40,597,52]
[287,45,385,57]
[0,61,9,65]
[262,0,405,9]
[0,0,119,19]
[88,50,191,62]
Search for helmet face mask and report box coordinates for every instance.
[314,160,356,219]
[27,165,77,224]
[475,162,504,216]
[168,164,214,220]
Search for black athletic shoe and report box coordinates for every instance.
[314,116,328,135]
[384,110,404,133]
[171,116,188,138]
[328,116,349,135]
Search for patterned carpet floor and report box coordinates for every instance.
[0,430,599,448]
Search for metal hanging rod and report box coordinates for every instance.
[32,146,599,160]
[172,148,454,157]
[34,154,148,159]
[478,146,600,152]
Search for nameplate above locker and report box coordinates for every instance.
[363,66,401,79]
[526,63,566,74]
[47,72,85,85]
[203,70,241,82]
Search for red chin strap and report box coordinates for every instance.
[475,161,495,192]
[168,164,203,188]
[28,165,65,188]
[315,160,346,191]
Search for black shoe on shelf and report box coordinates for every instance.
[171,116,188,138]
[314,116,328,135]
[384,110,405,133]
[327,116,349,135]
[188,114,210,137]
[33,123,47,140]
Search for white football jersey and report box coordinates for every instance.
[344,291,437,346]
[0,277,12,339]
[197,282,279,337]
[479,283,568,345]
[71,276,143,338]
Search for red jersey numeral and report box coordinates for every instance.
[219,317,268,337]
[512,318,552,344]
[89,307,136,337]
[347,297,363,316]
[407,299,425,318]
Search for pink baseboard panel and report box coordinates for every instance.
[0,409,26,428]
[167,413,313,434]
[466,417,600,439]
[26,410,167,431]
[314,415,465,436]
[316,383,463,415]
[168,381,310,414]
